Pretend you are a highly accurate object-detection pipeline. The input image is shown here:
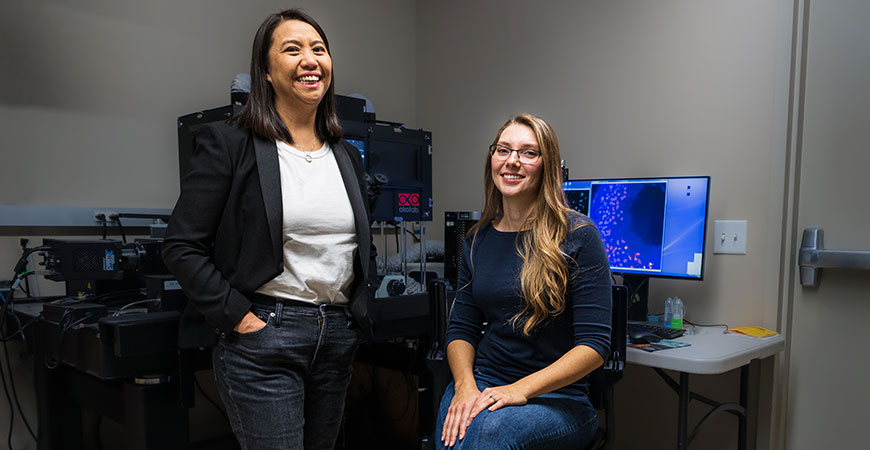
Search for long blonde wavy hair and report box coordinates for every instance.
[468,114,581,335]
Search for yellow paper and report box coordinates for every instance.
[728,326,778,338]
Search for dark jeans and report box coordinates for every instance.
[435,370,598,450]
[213,301,361,450]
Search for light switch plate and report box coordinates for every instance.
[713,220,747,254]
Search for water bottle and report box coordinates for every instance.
[671,297,684,330]
[663,297,673,328]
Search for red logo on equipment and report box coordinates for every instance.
[398,193,420,206]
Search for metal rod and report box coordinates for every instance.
[678,372,689,450]
[421,222,427,291]
[800,227,870,287]
[380,221,387,275]
[688,403,745,447]
[401,221,408,285]
[653,367,681,394]
[738,365,749,450]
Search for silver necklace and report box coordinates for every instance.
[295,137,320,163]
[288,142,327,163]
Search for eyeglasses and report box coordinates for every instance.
[489,144,542,164]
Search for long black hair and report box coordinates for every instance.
[232,8,342,144]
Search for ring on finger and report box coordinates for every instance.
[489,394,496,402]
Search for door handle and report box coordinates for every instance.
[799,227,870,287]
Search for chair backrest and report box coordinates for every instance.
[588,285,627,408]
[606,285,627,380]
[583,285,627,450]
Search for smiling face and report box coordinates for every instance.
[491,123,544,204]
[266,19,332,110]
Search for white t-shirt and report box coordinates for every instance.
[255,141,357,304]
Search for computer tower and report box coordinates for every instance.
[444,211,481,289]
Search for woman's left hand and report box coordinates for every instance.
[467,384,528,421]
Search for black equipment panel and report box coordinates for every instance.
[444,211,481,289]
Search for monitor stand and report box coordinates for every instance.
[621,275,649,321]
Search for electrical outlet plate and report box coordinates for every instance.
[713,220,747,254]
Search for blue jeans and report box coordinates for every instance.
[213,301,361,450]
[435,370,598,450]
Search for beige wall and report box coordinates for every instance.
[416,1,789,449]
[418,0,784,327]
[0,0,416,209]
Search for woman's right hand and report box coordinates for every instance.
[441,381,480,447]
[233,311,267,334]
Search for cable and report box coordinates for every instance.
[683,319,729,331]
[15,281,30,299]
[1,339,15,450]
[0,316,37,344]
[112,299,159,316]
[90,288,145,301]
[12,246,49,279]
[63,315,93,332]
[2,247,39,444]
[112,216,127,244]
[0,293,10,342]
[3,341,36,440]
[44,313,93,369]
[0,295,14,450]
[389,223,420,243]
[81,288,146,306]
[10,246,50,308]
[21,279,30,299]
[14,271,34,299]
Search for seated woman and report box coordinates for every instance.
[436,114,612,450]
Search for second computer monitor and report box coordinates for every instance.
[562,176,710,280]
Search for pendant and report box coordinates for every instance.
[305,153,312,163]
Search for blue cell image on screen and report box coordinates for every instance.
[562,176,710,280]
[591,182,666,272]
[564,189,589,215]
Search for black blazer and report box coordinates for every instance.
[163,121,377,340]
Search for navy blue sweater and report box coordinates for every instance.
[446,214,612,396]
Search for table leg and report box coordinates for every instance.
[739,365,748,450]
[678,372,689,450]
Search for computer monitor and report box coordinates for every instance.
[562,176,710,319]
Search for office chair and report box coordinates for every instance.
[583,285,627,450]
[424,282,627,450]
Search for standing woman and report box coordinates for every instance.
[436,114,612,449]
[163,9,376,450]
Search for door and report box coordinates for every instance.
[783,0,870,448]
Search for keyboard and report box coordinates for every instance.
[627,321,686,340]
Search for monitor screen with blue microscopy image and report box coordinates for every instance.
[563,176,710,280]
[345,138,366,164]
